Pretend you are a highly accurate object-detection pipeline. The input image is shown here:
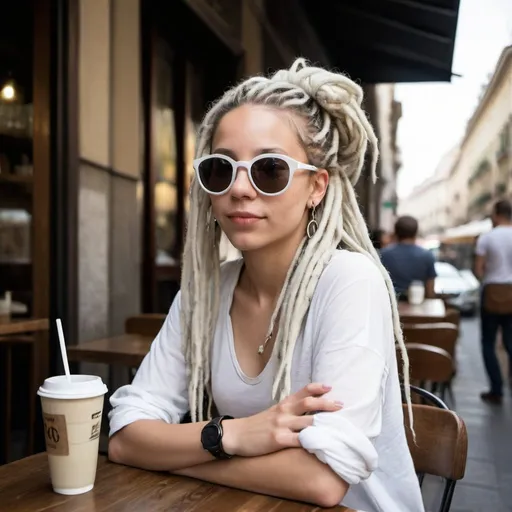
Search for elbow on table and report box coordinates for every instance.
[108,432,125,465]
[312,471,349,508]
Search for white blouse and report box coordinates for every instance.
[109,250,425,512]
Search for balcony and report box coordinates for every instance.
[469,191,492,219]
[469,159,491,186]
[495,182,507,196]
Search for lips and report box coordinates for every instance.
[227,211,263,226]
[227,212,262,219]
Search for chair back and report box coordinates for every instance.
[402,323,458,358]
[403,403,467,481]
[398,343,454,384]
[125,314,166,337]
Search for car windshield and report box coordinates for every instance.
[435,262,461,278]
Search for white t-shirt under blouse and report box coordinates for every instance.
[109,250,424,512]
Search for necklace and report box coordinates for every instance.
[258,332,273,355]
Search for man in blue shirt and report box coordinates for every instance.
[380,216,437,300]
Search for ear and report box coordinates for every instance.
[309,169,329,207]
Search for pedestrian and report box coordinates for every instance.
[380,215,437,300]
[475,199,512,404]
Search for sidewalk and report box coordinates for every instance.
[423,317,512,512]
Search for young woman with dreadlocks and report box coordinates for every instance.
[108,59,423,511]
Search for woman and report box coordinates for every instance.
[109,59,423,511]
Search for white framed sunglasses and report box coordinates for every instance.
[193,153,318,196]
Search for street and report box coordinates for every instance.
[423,317,512,512]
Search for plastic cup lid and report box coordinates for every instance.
[37,375,108,400]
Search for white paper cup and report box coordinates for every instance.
[37,375,108,495]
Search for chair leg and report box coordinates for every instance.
[447,382,456,409]
[439,383,446,402]
[27,341,37,455]
[439,479,457,512]
[5,346,12,463]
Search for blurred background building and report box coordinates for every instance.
[399,45,512,233]
[398,146,459,238]
[450,45,512,226]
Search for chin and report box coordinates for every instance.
[225,232,270,253]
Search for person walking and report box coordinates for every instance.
[475,200,512,404]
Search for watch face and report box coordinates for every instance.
[202,424,220,449]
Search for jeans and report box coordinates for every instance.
[481,294,512,395]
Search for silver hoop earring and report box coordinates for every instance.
[306,204,318,239]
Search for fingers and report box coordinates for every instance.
[293,396,343,417]
[290,382,332,402]
[274,430,301,449]
[287,414,315,432]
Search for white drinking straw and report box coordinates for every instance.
[56,318,72,383]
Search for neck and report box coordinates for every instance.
[398,238,415,244]
[495,218,512,227]
[240,228,305,306]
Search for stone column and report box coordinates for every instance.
[77,0,142,350]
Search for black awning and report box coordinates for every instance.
[299,0,460,83]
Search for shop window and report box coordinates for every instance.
[154,43,179,265]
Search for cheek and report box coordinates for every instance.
[209,196,223,217]
[268,186,309,226]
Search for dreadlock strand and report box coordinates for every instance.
[272,177,340,398]
[278,177,344,397]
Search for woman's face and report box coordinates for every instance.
[209,104,328,253]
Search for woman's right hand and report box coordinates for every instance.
[222,383,343,458]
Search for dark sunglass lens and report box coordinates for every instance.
[198,158,232,193]
[251,157,290,194]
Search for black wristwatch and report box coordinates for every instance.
[201,415,234,460]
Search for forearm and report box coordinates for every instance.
[174,448,348,508]
[425,279,436,298]
[108,419,214,471]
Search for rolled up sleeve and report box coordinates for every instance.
[108,292,189,436]
[298,256,393,485]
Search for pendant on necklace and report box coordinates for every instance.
[258,333,272,355]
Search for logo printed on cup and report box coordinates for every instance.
[43,413,69,456]
[89,421,101,441]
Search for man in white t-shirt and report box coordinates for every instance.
[475,200,512,404]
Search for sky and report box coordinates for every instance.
[396,0,512,198]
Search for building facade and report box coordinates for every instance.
[398,146,459,237]
[449,46,512,226]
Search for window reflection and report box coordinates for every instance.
[184,62,204,215]
[154,46,178,265]
[184,117,198,214]
[0,208,31,262]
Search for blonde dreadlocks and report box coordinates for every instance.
[180,58,413,432]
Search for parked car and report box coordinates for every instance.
[434,261,479,316]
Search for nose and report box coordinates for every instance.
[230,165,257,199]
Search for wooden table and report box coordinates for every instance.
[0,317,49,336]
[398,298,446,321]
[67,333,153,367]
[0,453,352,511]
